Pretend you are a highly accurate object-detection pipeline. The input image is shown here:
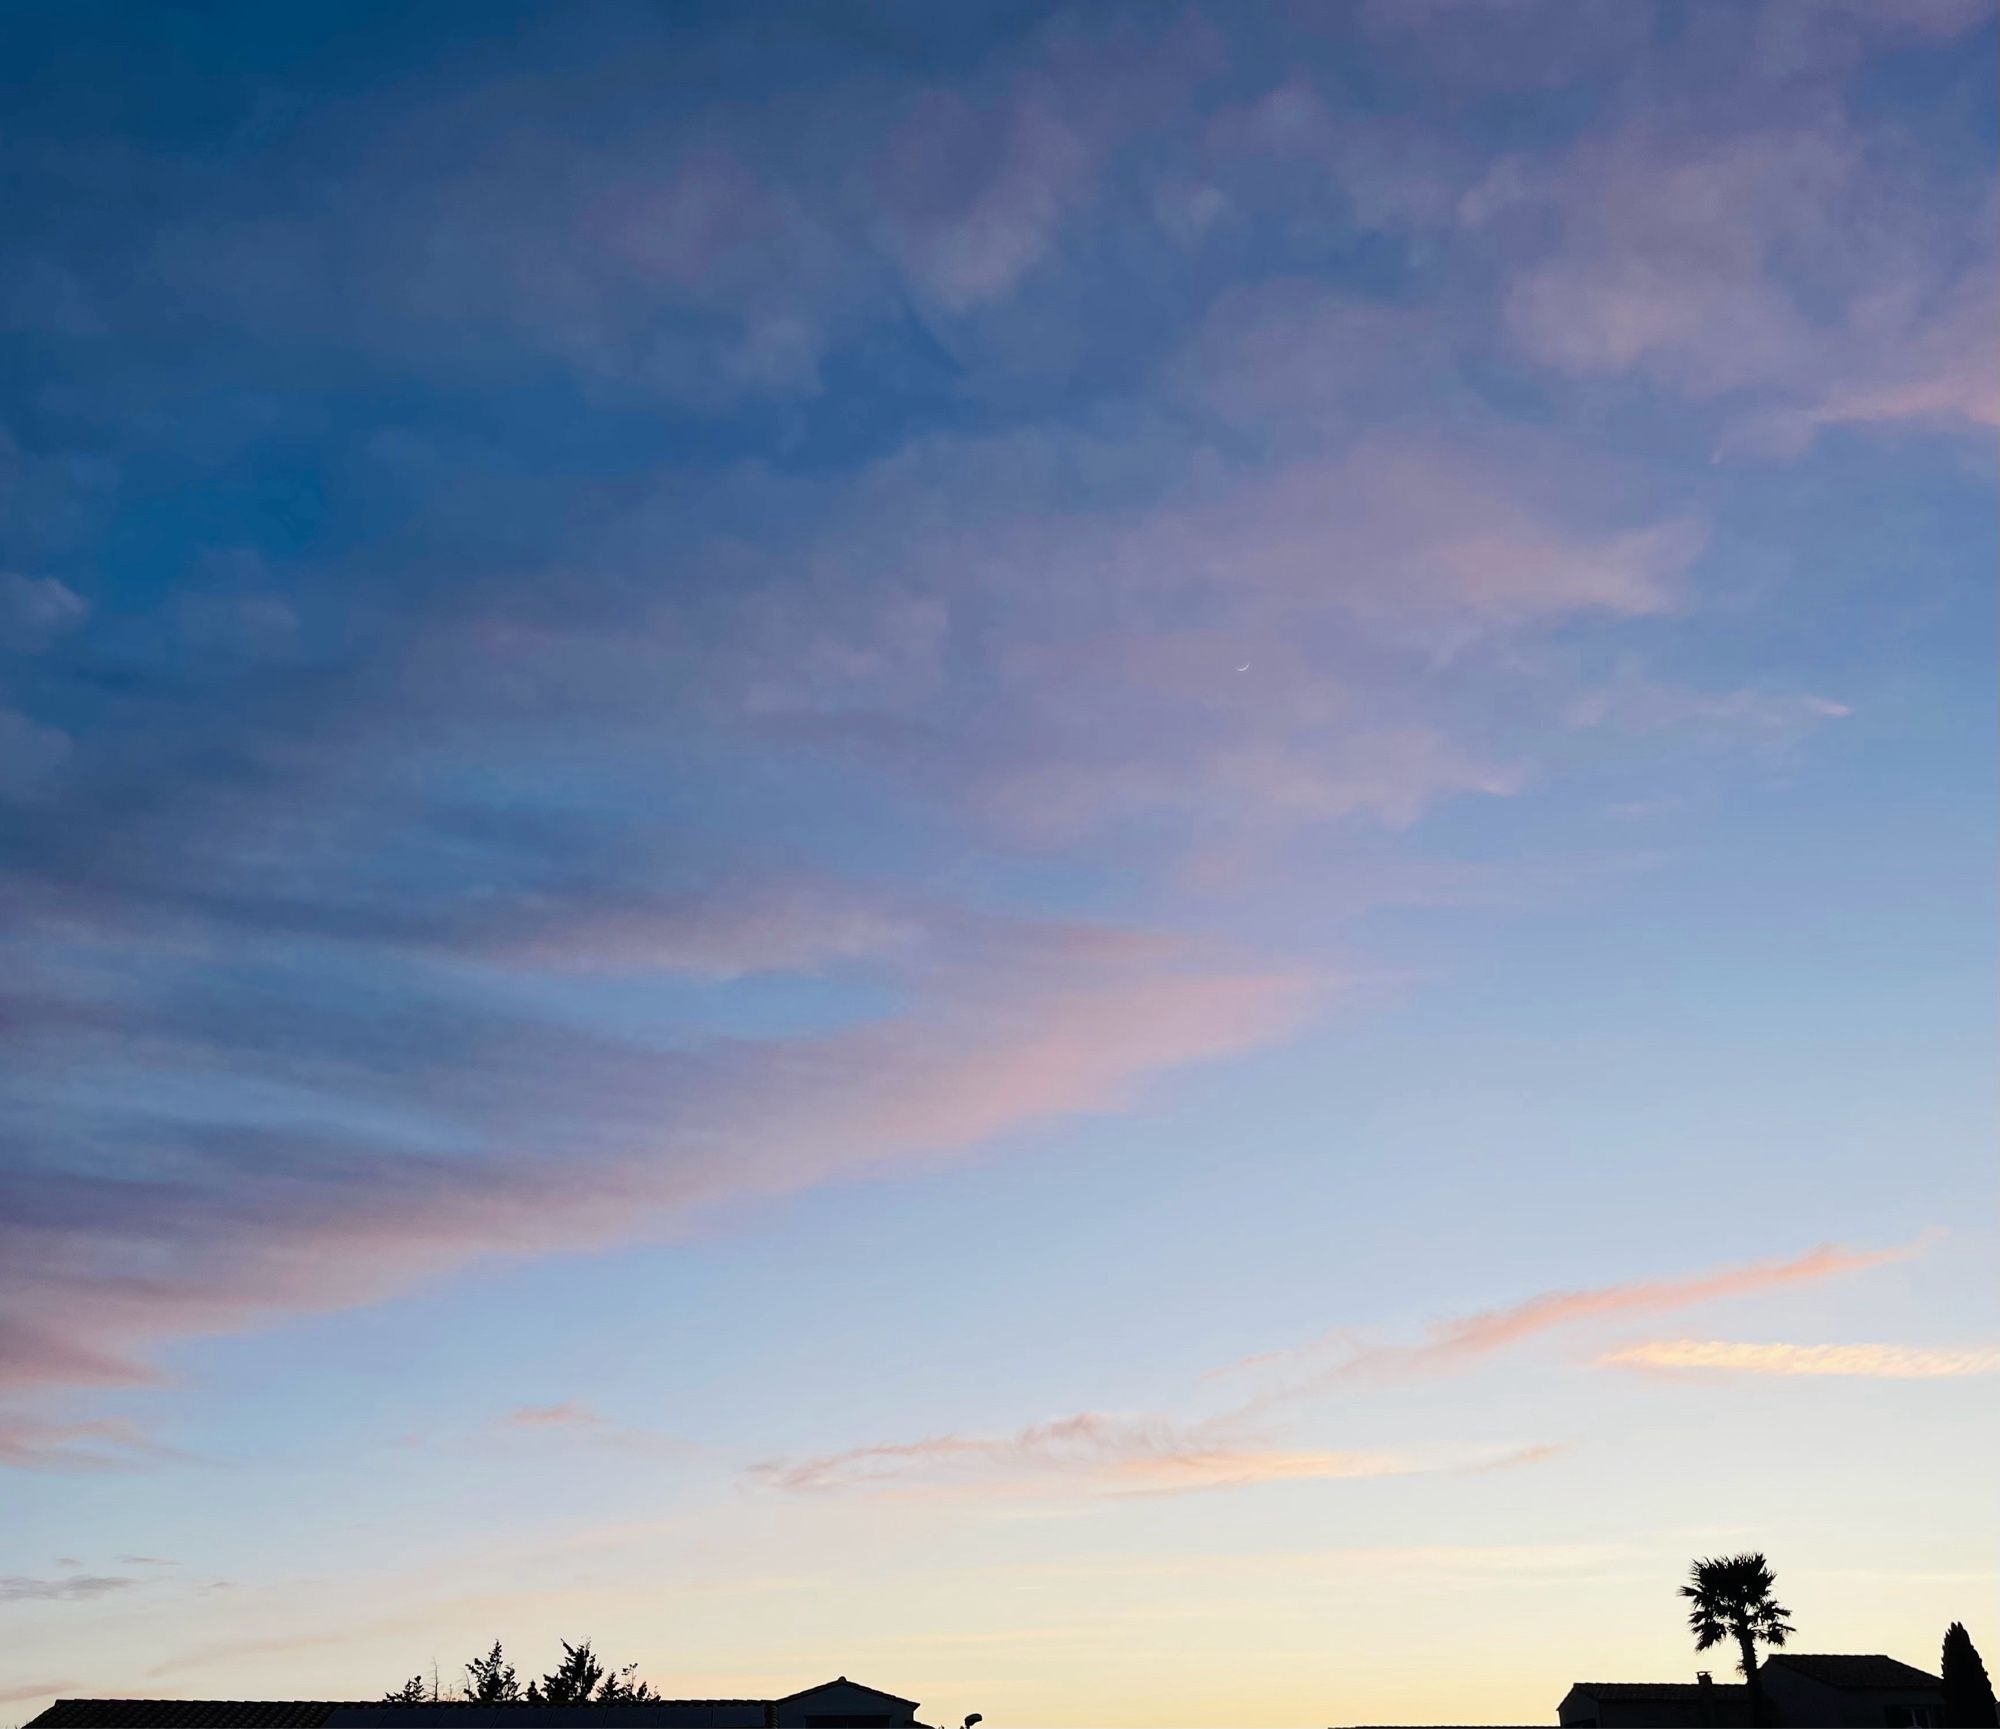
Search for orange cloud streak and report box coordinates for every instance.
[1216,1236,1926,1392]
[1597,1340,2000,1378]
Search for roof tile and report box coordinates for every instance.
[1763,1652,1942,1689]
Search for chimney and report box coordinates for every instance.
[1695,1672,1718,1728]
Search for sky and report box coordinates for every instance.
[0,2,1995,1724]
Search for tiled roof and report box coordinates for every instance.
[1763,1653,1941,1689]
[27,1705,346,1729]
[1560,1682,1753,1727]
[21,1682,938,1729]
[1566,1682,1748,1698]
[25,1704,780,1729]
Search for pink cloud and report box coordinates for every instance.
[1094,440,1700,630]
[1491,105,1998,455]
[877,89,1096,311]
[502,1401,606,1429]
[0,1318,159,1392]
[0,1414,167,1473]
[0,931,1316,1418]
[1215,1237,1925,1391]
[4,7,1946,1500]
[1729,264,2000,452]
[780,959,1316,1165]
[473,880,926,979]
[723,425,1704,854]
[489,1401,694,1458]
[1170,282,1448,438]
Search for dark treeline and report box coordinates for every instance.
[385,1642,654,1706]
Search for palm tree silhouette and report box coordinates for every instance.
[1681,1552,1795,1725]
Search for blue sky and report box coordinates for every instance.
[1,2,1995,1723]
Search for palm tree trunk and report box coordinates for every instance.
[1738,1630,1767,1726]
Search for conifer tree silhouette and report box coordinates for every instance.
[527,1642,604,1706]
[595,1663,657,1705]
[522,1640,654,1705]
[1943,1623,2000,1727]
[385,1639,654,1706]
[465,1644,522,1704]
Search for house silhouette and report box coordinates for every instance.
[1338,1648,1945,1728]
[23,1680,932,1729]
[1559,1653,1943,1726]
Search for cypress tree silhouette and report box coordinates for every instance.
[1681,1552,1794,1727]
[1943,1623,2000,1727]
[381,1679,430,1706]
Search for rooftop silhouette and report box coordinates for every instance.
[25,1681,932,1729]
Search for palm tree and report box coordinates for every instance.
[1681,1552,1795,1725]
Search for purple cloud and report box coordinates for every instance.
[0,913,1315,1410]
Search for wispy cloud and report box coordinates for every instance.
[0,1574,136,1603]
[491,1402,696,1460]
[1597,1340,2000,1378]
[873,15,1217,312]
[1213,1238,1924,1390]
[751,1411,1553,1499]
[1565,675,1852,743]
[0,0,1983,1528]
[502,1401,607,1429]
[0,930,1313,1414]
[1485,52,1998,457]
[0,573,89,648]
[146,1624,394,1679]
[0,1414,168,1473]
[0,1683,77,1707]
